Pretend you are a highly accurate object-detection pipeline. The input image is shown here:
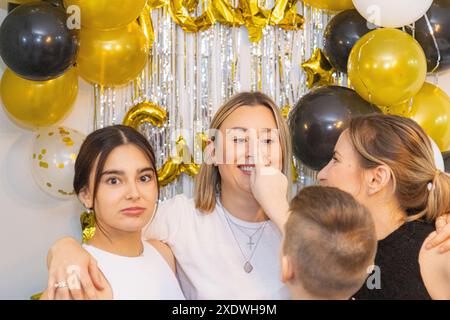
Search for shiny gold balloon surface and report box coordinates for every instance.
[302,0,354,11]
[389,83,450,151]
[1,68,78,130]
[122,102,167,129]
[77,22,148,86]
[348,28,427,106]
[64,0,146,30]
[301,48,335,89]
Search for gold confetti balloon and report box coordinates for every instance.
[31,126,85,200]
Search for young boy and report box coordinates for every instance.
[281,186,377,300]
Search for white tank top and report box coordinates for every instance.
[82,241,185,300]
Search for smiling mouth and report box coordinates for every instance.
[237,164,255,175]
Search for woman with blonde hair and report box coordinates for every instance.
[45,92,293,300]
[317,114,450,299]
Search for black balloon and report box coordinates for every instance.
[7,0,64,12]
[443,151,450,174]
[43,0,65,9]
[289,86,380,171]
[0,2,78,81]
[323,10,372,73]
[7,3,20,13]
[411,0,449,73]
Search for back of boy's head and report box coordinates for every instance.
[283,186,377,299]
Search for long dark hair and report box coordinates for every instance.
[74,125,159,206]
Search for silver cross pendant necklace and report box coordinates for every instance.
[221,206,268,273]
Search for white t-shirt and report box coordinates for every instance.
[143,194,290,300]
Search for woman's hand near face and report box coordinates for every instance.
[46,237,104,300]
[426,214,450,253]
[250,149,289,233]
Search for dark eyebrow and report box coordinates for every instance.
[101,170,125,176]
[227,127,247,131]
[227,128,278,133]
[260,128,278,134]
[102,167,155,176]
[139,167,155,174]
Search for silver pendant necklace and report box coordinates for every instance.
[220,205,268,273]
[227,217,264,251]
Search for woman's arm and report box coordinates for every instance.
[147,239,177,273]
[46,237,104,300]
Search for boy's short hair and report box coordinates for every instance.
[284,186,377,298]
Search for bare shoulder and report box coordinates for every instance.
[419,232,450,299]
[146,239,176,273]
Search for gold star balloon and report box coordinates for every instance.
[301,48,335,89]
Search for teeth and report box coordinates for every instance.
[239,166,255,171]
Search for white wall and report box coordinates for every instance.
[0,1,449,299]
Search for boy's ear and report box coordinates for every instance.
[78,187,93,209]
[281,255,294,284]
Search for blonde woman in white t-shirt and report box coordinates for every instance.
[45,92,293,300]
[41,125,184,300]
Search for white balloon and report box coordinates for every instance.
[352,0,433,28]
[429,136,445,172]
[31,126,85,200]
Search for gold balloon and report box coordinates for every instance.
[77,22,148,87]
[157,134,208,186]
[177,134,206,177]
[389,83,450,151]
[271,0,304,31]
[169,0,213,32]
[158,157,181,187]
[122,102,167,129]
[138,4,155,47]
[281,105,292,119]
[30,292,43,300]
[174,135,191,162]
[239,0,272,42]
[301,48,335,89]
[302,0,354,11]
[180,162,201,177]
[348,29,427,106]
[63,0,146,30]
[291,160,298,183]
[147,0,168,9]
[185,0,200,12]
[208,0,245,26]
[195,132,208,152]
[8,0,36,3]
[1,68,78,130]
